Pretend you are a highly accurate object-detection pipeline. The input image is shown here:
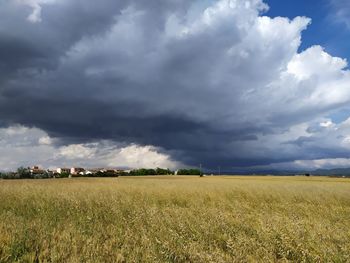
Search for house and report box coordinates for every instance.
[30,166,45,175]
[89,168,106,173]
[57,168,71,174]
[84,170,93,175]
[70,167,85,175]
[100,169,124,174]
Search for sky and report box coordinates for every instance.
[1,0,350,172]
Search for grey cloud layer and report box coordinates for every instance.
[1,0,350,170]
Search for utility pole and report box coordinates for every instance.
[218,166,221,176]
[199,163,202,177]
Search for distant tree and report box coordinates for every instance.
[0,172,19,179]
[129,168,160,176]
[108,171,119,178]
[177,169,186,175]
[95,171,105,177]
[104,171,119,177]
[177,169,201,175]
[17,167,32,179]
[111,170,129,176]
[90,170,119,178]
[156,168,174,175]
[128,170,136,176]
[33,172,52,179]
[59,172,70,178]
[147,169,156,175]
[116,171,128,176]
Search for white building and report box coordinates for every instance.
[70,167,85,175]
[57,168,70,174]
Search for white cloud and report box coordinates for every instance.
[294,158,350,169]
[38,136,52,145]
[0,126,180,171]
[4,125,29,135]
[330,0,350,29]
[57,144,97,159]
[16,0,55,23]
[320,120,334,128]
[257,157,350,171]
[117,145,180,169]
[287,46,347,81]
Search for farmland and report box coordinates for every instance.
[0,176,349,262]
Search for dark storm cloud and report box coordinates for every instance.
[1,0,350,170]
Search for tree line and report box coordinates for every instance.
[0,167,202,179]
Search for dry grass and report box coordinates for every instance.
[0,176,349,262]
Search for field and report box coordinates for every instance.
[0,176,349,262]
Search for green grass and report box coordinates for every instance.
[0,176,349,262]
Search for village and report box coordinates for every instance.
[30,166,126,177]
[0,166,201,179]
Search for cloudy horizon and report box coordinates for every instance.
[1,0,350,172]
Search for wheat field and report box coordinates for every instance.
[0,176,349,262]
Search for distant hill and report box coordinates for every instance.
[311,168,350,176]
[219,167,350,176]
